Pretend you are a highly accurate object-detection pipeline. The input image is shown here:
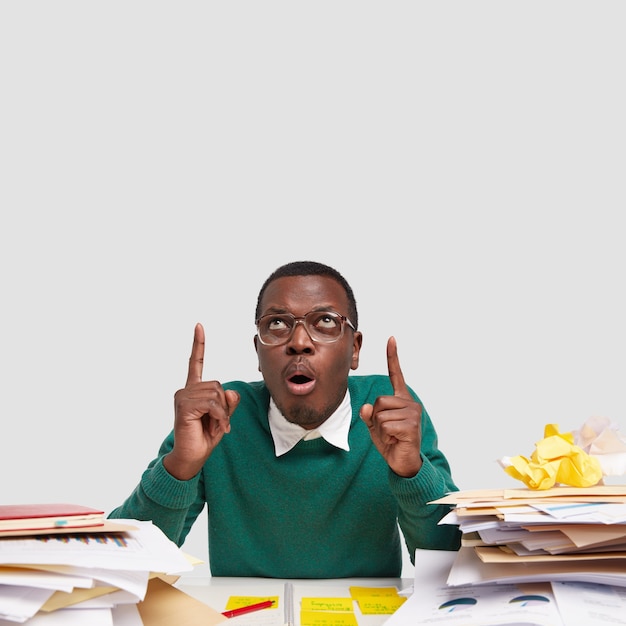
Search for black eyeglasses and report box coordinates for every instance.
[256,310,356,346]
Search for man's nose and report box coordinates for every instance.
[287,320,314,351]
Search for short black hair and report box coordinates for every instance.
[255,261,358,329]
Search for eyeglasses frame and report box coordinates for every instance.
[255,310,356,346]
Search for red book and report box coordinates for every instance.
[0,503,105,532]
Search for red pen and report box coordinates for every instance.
[222,599,275,618]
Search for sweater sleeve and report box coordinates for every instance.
[388,406,462,562]
[107,431,206,547]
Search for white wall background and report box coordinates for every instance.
[1,2,625,578]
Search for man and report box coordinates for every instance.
[109,261,461,577]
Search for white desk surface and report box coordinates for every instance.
[176,575,414,626]
[175,551,626,626]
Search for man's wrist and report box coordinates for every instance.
[163,452,203,481]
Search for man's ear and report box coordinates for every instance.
[253,335,261,371]
[351,331,363,371]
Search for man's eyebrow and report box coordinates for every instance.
[259,305,340,316]
[259,306,290,315]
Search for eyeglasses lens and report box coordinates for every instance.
[257,311,345,345]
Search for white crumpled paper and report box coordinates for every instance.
[572,415,626,477]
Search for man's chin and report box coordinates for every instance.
[280,403,326,429]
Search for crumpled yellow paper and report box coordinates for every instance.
[498,423,603,490]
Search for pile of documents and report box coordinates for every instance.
[0,505,208,625]
[431,484,626,588]
[0,504,106,533]
[386,548,626,626]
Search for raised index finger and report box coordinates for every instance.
[186,323,205,386]
[387,336,411,398]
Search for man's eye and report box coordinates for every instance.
[316,314,338,329]
[269,318,289,330]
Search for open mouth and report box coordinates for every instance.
[289,374,312,385]
[286,369,316,395]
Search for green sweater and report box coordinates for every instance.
[109,375,461,577]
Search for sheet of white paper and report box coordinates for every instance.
[532,502,626,524]
[551,580,626,626]
[0,521,192,575]
[447,546,626,588]
[389,581,564,626]
[111,604,143,626]
[72,567,149,601]
[457,519,504,532]
[0,607,113,626]
[64,589,139,609]
[0,585,55,623]
[387,550,564,626]
[0,568,93,592]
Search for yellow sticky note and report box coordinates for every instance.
[301,597,353,612]
[300,610,358,626]
[348,586,399,598]
[224,595,279,610]
[356,596,407,615]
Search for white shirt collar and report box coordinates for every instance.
[268,389,352,456]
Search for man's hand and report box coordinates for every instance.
[360,336,423,478]
[164,323,240,481]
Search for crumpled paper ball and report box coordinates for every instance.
[498,423,604,490]
[572,415,626,477]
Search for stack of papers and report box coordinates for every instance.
[0,504,105,534]
[386,549,626,626]
[431,485,626,587]
[0,516,199,625]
